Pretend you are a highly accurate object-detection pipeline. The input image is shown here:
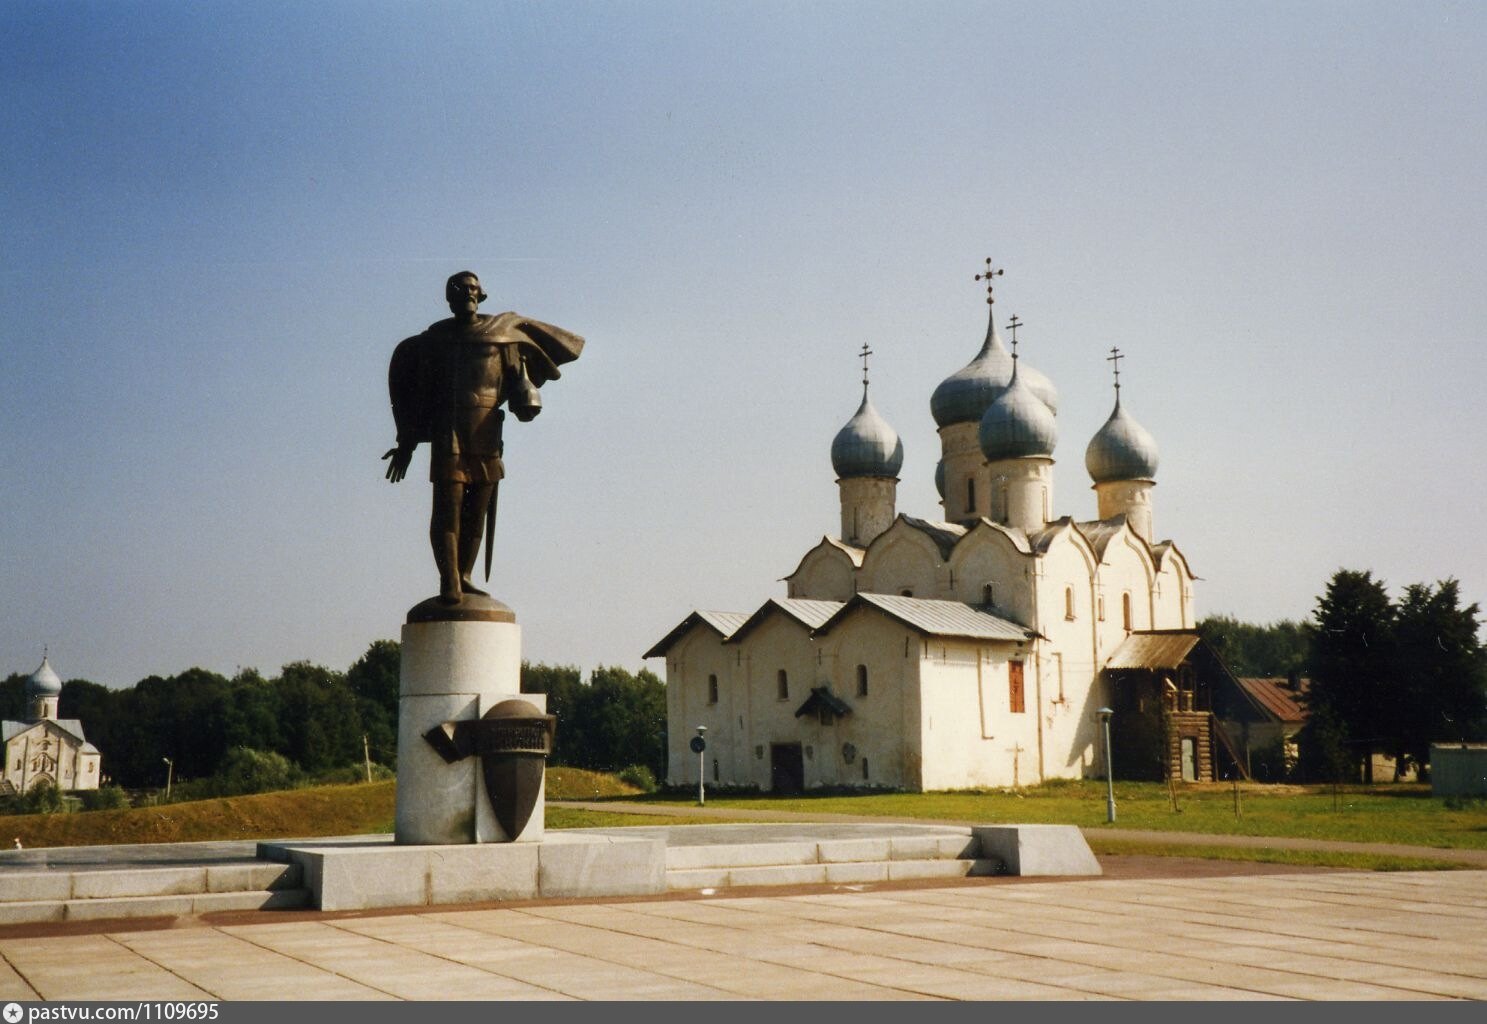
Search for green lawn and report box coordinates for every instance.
[616,781,1487,850]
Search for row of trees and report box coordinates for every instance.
[1200,572,1487,782]
[1304,572,1487,781]
[0,644,667,790]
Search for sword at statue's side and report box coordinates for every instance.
[484,479,498,582]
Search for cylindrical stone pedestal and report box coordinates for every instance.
[395,596,545,844]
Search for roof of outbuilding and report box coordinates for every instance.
[814,592,1033,643]
[1104,630,1200,671]
[643,609,750,659]
[725,598,845,645]
[1235,677,1310,723]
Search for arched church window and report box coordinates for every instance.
[1097,594,1106,621]
[856,664,868,697]
[777,670,789,700]
[983,583,995,607]
[1064,587,1076,620]
[966,477,976,514]
[1122,592,1133,631]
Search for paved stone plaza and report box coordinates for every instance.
[1,868,1483,1000]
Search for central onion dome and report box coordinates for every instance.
[26,655,62,699]
[832,392,904,478]
[1086,397,1159,482]
[979,363,1058,460]
[931,317,1058,427]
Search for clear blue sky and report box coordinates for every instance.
[4,1,1484,687]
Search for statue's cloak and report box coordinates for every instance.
[389,312,585,446]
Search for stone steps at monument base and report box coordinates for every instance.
[662,831,1006,891]
[0,862,310,924]
[668,857,1000,891]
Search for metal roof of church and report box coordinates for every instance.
[814,593,1032,642]
[642,609,750,659]
[1104,631,1200,670]
[724,598,845,644]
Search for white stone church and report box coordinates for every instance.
[646,277,1196,792]
[2,655,102,795]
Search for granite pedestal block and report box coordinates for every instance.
[259,833,665,911]
[396,609,544,844]
[972,824,1102,876]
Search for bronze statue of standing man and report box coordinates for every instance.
[385,272,584,605]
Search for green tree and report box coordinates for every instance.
[1198,615,1309,678]
[1305,570,1396,782]
[273,661,361,772]
[347,640,400,767]
[1392,579,1487,772]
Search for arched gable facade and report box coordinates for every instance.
[946,521,1036,624]
[785,539,861,601]
[858,519,948,598]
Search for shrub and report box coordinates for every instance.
[18,780,66,815]
[617,764,658,793]
[81,785,131,811]
[216,747,299,796]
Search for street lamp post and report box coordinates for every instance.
[162,757,174,802]
[1097,708,1115,823]
[692,726,708,806]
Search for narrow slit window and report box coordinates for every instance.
[777,669,789,700]
[1064,587,1076,620]
[856,664,868,697]
[707,674,718,704]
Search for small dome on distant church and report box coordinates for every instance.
[1086,396,1159,482]
[832,393,904,479]
[979,364,1057,460]
[26,655,62,698]
[931,316,1057,427]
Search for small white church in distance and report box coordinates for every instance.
[647,264,1197,791]
[2,655,102,795]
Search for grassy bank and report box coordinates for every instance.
[621,780,1487,850]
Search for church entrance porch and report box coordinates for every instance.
[770,743,805,793]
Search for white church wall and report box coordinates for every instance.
[1035,537,1106,777]
[1093,533,1157,658]
[815,613,922,789]
[734,614,830,790]
[663,627,742,787]
[917,639,1043,789]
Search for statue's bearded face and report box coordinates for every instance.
[448,275,483,315]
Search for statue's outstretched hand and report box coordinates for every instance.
[383,444,413,483]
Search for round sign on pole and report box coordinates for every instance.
[689,736,707,754]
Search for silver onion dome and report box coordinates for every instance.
[979,365,1057,460]
[26,655,62,699]
[832,393,904,478]
[931,316,1058,427]
[1085,397,1159,482]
